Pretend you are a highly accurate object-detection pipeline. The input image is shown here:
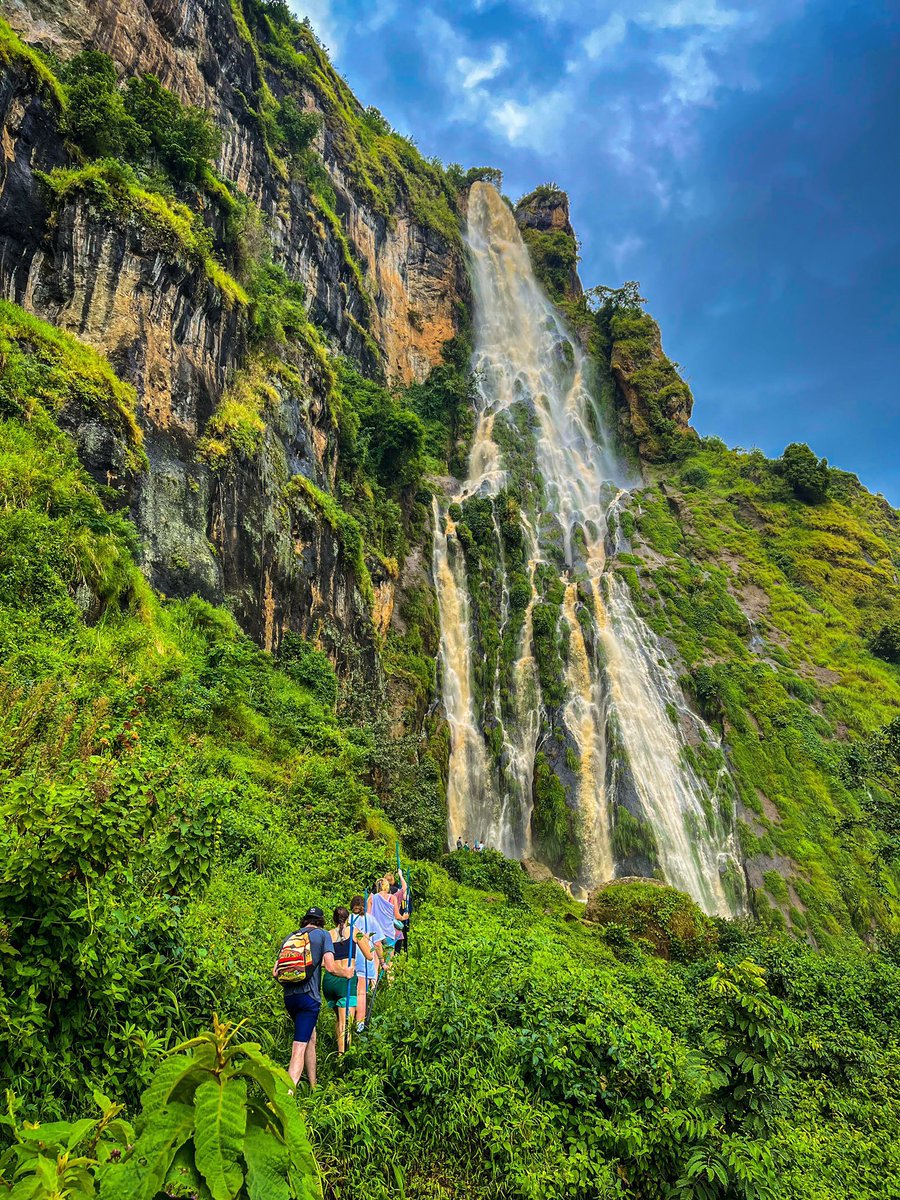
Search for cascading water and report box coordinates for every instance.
[433,182,744,916]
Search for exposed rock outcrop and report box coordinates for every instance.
[0,2,467,681]
[609,313,695,462]
[514,185,582,303]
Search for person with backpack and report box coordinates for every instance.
[273,906,355,1087]
[322,905,373,1054]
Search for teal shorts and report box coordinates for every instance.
[323,972,353,1009]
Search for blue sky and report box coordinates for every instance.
[291,1,900,502]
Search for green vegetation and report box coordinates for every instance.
[515,185,579,303]
[0,316,410,1114]
[780,441,831,504]
[39,159,248,306]
[614,435,900,938]
[59,51,221,183]
[0,1018,321,1198]
[405,332,476,476]
[870,618,900,664]
[1,298,900,1199]
[518,226,579,303]
[607,307,695,462]
[0,15,65,108]
[286,473,374,607]
[532,751,581,877]
[0,299,144,466]
[585,880,718,961]
[239,1,461,243]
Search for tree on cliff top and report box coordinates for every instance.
[585,280,647,313]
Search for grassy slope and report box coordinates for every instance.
[1,280,900,1200]
[617,440,900,940]
[0,303,401,1110]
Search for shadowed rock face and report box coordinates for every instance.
[0,0,468,681]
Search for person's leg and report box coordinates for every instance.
[304,1028,317,1088]
[288,1039,308,1084]
[335,1006,346,1054]
[286,996,318,1084]
[355,974,367,1024]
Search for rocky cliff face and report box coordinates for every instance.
[0,0,466,677]
[514,185,582,305]
[609,313,695,462]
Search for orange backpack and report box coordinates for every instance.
[274,929,314,985]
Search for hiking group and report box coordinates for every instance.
[272,868,410,1087]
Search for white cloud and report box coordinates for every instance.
[487,93,569,150]
[416,9,574,153]
[410,1,799,205]
[658,34,720,107]
[490,99,531,143]
[583,13,628,62]
[638,0,740,32]
[458,44,509,91]
[607,233,646,273]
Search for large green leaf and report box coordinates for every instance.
[17,1118,97,1151]
[99,1102,194,1200]
[280,1111,322,1200]
[139,1047,216,1119]
[192,1076,246,1200]
[242,1127,292,1200]
[165,1142,214,1200]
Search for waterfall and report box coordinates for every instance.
[432,182,744,916]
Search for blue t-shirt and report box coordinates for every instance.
[280,926,334,1002]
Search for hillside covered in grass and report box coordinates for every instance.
[2,288,900,1200]
[2,2,900,1198]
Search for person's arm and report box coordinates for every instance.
[322,951,355,979]
[354,931,374,961]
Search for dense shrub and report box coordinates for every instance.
[585,880,720,961]
[780,441,830,503]
[59,50,149,159]
[870,619,900,664]
[59,51,220,184]
[279,632,339,708]
[123,72,221,183]
[442,847,525,904]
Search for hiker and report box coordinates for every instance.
[273,906,355,1087]
[350,894,383,1030]
[387,870,409,956]
[474,838,483,852]
[368,874,407,976]
[323,905,373,1055]
[456,836,463,850]
[464,839,471,851]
